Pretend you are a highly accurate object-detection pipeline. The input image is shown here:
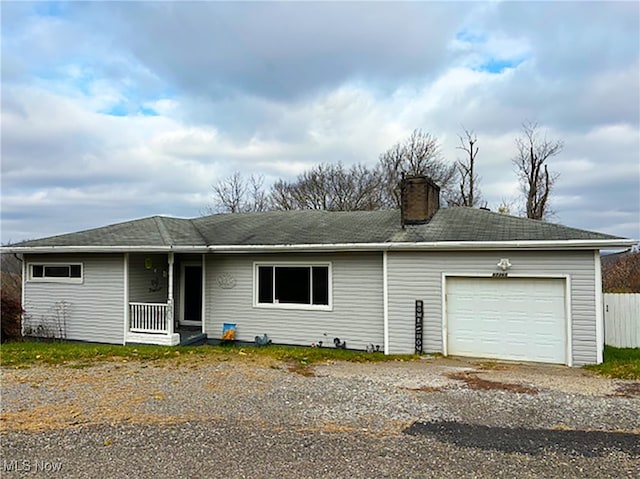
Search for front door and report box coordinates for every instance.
[181,264,202,325]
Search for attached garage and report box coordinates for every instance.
[445,277,568,364]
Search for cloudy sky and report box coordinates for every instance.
[1,1,639,244]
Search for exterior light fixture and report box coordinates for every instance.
[497,258,512,271]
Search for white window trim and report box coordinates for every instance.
[253,261,333,311]
[27,262,84,284]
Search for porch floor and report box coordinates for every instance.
[177,326,207,346]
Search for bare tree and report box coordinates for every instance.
[512,122,563,220]
[247,174,269,212]
[270,164,331,210]
[331,163,384,211]
[207,130,461,215]
[208,172,270,214]
[212,172,245,213]
[449,128,482,207]
[270,162,384,211]
[378,129,456,207]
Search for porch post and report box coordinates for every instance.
[168,252,175,335]
[201,253,206,334]
[383,250,389,355]
[123,253,129,345]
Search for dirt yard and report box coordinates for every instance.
[1,355,639,478]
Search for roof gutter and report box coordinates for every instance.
[0,245,209,254]
[203,239,636,253]
[2,238,635,255]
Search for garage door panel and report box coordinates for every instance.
[447,277,566,364]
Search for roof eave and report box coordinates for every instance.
[2,238,634,255]
[205,238,637,253]
[0,245,209,254]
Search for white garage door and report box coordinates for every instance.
[446,277,567,364]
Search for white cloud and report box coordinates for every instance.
[1,1,638,243]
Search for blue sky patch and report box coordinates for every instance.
[103,104,129,117]
[34,1,68,18]
[138,106,159,117]
[476,57,524,74]
[455,29,487,44]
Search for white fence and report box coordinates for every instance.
[129,302,169,334]
[604,293,640,348]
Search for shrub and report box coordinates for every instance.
[602,250,640,293]
[1,291,23,342]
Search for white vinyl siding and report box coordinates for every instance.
[205,253,383,351]
[23,254,125,344]
[386,250,598,366]
[128,253,168,304]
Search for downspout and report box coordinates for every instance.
[123,253,129,345]
[168,252,175,336]
[383,250,389,355]
[594,250,604,364]
[20,254,26,337]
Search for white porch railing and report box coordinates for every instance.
[129,302,170,334]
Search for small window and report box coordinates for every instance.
[255,263,331,310]
[312,267,329,305]
[32,265,44,278]
[29,263,83,283]
[258,266,273,303]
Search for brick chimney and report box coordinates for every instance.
[400,175,440,226]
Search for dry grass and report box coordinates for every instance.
[0,371,171,432]
[1,359,278,432]
[607,382,640,398]
[446,371,539,394]
[0,342,419,433]
[287,362,316,376]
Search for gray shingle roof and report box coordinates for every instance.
[397,208,623,242]
[192,209,401,245]
[13,216,205,248]
[12,207,625,250]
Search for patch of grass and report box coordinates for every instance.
[584,346,640,380]
[245,344,417,365]
[0,341,211,368]
[0,341,417,369]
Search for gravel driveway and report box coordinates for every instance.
[1,354,639,478]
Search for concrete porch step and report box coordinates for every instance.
[178,329,208,346]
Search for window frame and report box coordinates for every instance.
[27,262,84,284]
[253,261,333,311]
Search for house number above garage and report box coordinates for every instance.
[217,273,237,289]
